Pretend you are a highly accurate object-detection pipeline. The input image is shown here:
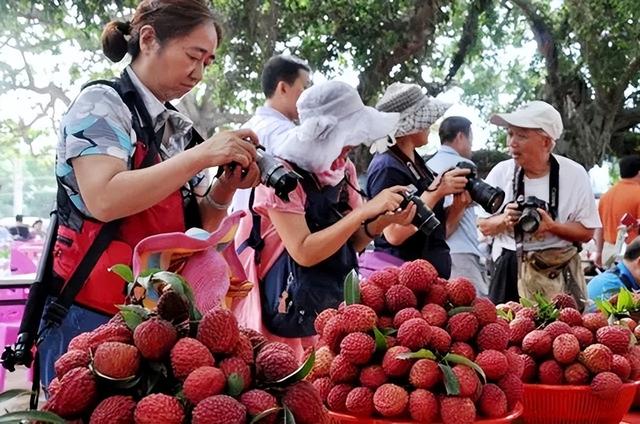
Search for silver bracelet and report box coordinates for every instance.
[205,193,232,210]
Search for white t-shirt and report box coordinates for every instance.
[230,105,296,212]
[482,154,601,256]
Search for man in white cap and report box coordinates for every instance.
[478,101,601,307]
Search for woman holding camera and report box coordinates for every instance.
[38,0,260,388]
[365,83,470,278]
[233,81,415,357]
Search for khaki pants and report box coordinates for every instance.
[518,246,586,309]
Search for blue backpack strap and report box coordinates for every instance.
[610,265,636,291]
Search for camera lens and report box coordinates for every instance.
[519,208,541,233]
[467,179,506,214]
[400,187,441,235]
[256,151,301,202]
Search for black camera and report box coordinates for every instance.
[399,184,441,235]
[455,162,505,214]
[255,148,302,202]
[516,195,548,233]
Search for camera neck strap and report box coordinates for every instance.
[513,154,560,270]
[388,145,435,191]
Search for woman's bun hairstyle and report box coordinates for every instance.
[101,20,132,62]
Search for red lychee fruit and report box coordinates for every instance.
[382,345,412,378]
[582,312,608,332]
[232,333,254,365]
[447,312,479,342]
[446,277,476,306]
[307,345,335,381]
[399,259,437,292]
[544,321,573,340]
[429,326,452,353]
[322,315,346,351]
[170,337,215,380]
[54,349,90,380]
[505,350,525,379]
[393,307,422,328]
[564,362,590,385]
[479,383,508,418]
[329,354,359,384]
[558,308,583,326]
[571,326,595,349]
[133,318,177,361]
[345,387,375,417]
[498,373,524,409]
[552,333,581,364]
[313,377,333,402]
[183,366,226,404]
[341,304,378,333]
[552,293,579,310]
[93,341,140,379]
[240,389,278,424]
[197,308,240,353]
[472,297,498,326]
[359,365,388,389]
[134,394,184,424]
[440,396,476,424]
[612,354,632,381]
[509,318,536,345]
[191,395,246,424]
[87,323,132,349]
[520,354,537,383]
[220,356,252,391]
[385,285,417,313]
[596,325,631,355]
[409,359,441,389]
[522,330,553,358]
[538,359,564,385]
[475,349,509,381]
[580,343,614,373]
[256,342,299,382]
[425,281,449,306]
[477,322,509,351]
[315,308,339,335]
[421,303,448,327]
[397,318,432,350]
[327,384,353,412]
[373,384,409,417]
[360,282,385,313]
[340,332,375,365]
[409,389,438,422]
[282,381,325,424]
[515,307,537,321]
[368,268,399,291]
[452,365,480,397]
[450,342,475,361]
[590,371,623,399]
[89,395,135,424]
[43,367,97,418]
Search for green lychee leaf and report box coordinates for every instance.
[438,363,460,396]
[276,350,315,384]
[373,327,388,352]
[343,269,360,305]
[595,299,615,317]
[496,308,512,322]
[0,410,66,423]
[249,407,282,424]
[617,288,634,312]
[533,292,551,308]
[519,297,534,308]
[283,405,296,424]
[448,306,473,316]
[380,327,397,336]
[227,373,245,396]
[396,348,437,361]
[109,264,134,283]
[150,271,186,296]
[0,389,31,404]
[443,353,487,384]
[119,308,146,331]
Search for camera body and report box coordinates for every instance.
[516,195,549,233]
[255,149,302,202]
[455,162,505,214]
[399,184,441,235]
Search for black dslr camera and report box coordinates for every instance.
[255,147,302,202]
[516,195,548,233]
[399,184,441,235]
[455,162,505,214]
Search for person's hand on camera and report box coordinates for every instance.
[534,208,555,237]
[430,168,470,196]
[501,202,521,230]
[199,128,259,169]
[218,162,261,190]
[377,202,417,227]
[359,186,408,221]
[451,191,472,213]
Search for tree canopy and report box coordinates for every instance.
[0,0,638,187]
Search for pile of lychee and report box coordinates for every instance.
[307,259,524,424]
[43,288,326,424]
[497,293,640,399]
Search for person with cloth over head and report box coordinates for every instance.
[232,80,416,358]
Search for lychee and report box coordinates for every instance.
[133,318,177,360]
[409,389,438,422]
[170,337,215,380]
[478,383,508,418]
[89,395,136,424]
[440,396,476,424]
[341,304,377,333]
[373,384,408,417]
[596,325,631,355]
[360,282,385,313]
[191,394,246,424]
[315,308,338,335]
[475,349,508,381]
[385,284,418,313]
[421,303,448,327]
[558,308,583,326]
[93,341,140,379]
[398,259,437,292]
[367,268,399,291]
[329,354,359,384]
[564,362,590,385]
[54,349,90,380]
[359,365,388,389]
[382,345,412,377]
[472,297,498,326]
[397,318,432,350]
[446,277,476,306]
[197,308,240,353]
[327,384,353,412]
[522,330,553,358]
[552,333,580,364]
[240,389,278,424]
[409,359,441,389]
[580,343,613,373]
[477,322,509,351]
[134,393,184,424]
[590,371,623,399]
[393,307,422,328]
[538,359,564,384]
[345,386,374,417]
[256,342,299,382]
[282,381,325,424]
[183,366,226,404]
[447,312,479,342]
[340,332,375,365]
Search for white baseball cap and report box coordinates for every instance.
[490,101,563,140]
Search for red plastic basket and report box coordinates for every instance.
[522,381,640,424]
[327,402,523,424]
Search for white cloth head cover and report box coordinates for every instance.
[489,100,563,140]
[375,82,451,140]
[272,80,399,174]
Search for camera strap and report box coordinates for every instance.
[513,155,560,273]
[388,146,435,192]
